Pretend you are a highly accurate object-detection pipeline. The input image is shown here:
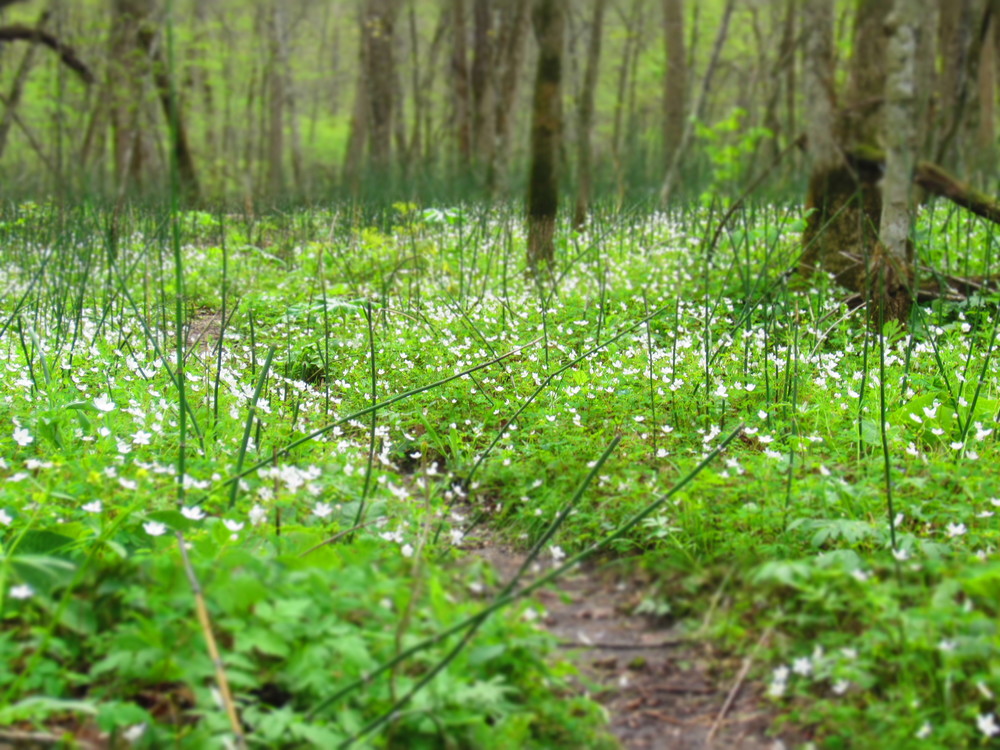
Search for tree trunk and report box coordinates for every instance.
[800,0,890,290]
[877,0,929,322]
[363,0,399,173]
[450,0,471,171]
[798,0,950,323]
[471,0,495,167]
[489,0,530,194]
[800,0,871,288]
[610,2,635,177]
[108,0,157,195]
[662,0,686,168]
[266,4,285,196]
[840,0,890,147]
[573,0,605,228]
[276,5,304,192]
[933,0,988,170]
[137,23,200,204]
[526,0,565,268]
[782,0,796,157]
[409,7,447,172]
[343,63,368,192]
[977,11,996,180]
[760,0,797,167]
[658,0,734,205]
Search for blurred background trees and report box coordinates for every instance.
[0,0,993,209]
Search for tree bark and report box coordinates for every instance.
[877,0,928,322]
[800,0,858,285]
[610,1,635,176]
[933,0,989,169]
[266,3,285,196]
[662,0,686,168]
[527,0,565,268]
[450,0,471,170]
[108,0,157,196]
[363,0,399,172]
[137,24,200,204]
[410,6,448,170]
[573,0,605,228]
[658,0,734,205]
[840,0,891,147]
[489,0,529,194]
[977,10,996,179]
[470,0,495,167]
[781,0,796,154]
[343,63,368,192]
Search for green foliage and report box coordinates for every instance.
[695,108,774,205]
[2,198,1000,747]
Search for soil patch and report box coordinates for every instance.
[468,540,799,749]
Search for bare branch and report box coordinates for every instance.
[0,24,93,83]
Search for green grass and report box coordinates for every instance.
[0,198,999,747]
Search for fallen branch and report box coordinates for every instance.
[0,728,98,749]
[705,625,773,747]
[175,531,247,749]
[846,145,1000,226]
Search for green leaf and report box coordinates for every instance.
[291,721,347,746]
[240,626,291,658]
[0,696,97,723]
[63,400,98,413]
[467,643,507,666]
[145,510,196,532]
[751,559,812,587]
[11,554,77,589]
[859,419,880,446]
[96,701,150,732]
[14,530,77,556]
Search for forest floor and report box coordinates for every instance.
[469,536,798,749]
[5,203,1000,747]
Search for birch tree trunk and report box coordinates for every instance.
[879,0,929,296]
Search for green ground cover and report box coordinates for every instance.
[1,199,999,748]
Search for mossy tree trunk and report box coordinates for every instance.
[526,0,565,268]
[800,0,919,322]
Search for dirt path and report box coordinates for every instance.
[469,542,796,750]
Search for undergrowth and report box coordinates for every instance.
[0,198,998,748]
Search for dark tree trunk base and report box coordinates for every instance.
[801,144,1000,321]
